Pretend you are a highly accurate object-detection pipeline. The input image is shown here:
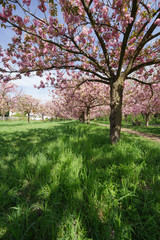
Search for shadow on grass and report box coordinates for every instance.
[0,122,160,239]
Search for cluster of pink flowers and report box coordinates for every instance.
[23,0,31,7]
[38,0,47,13]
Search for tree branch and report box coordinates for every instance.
[73,78,109,93]
[0,15,81,55]
[128,60,160,75]
[127,77,159,85]
[126,12,160,73]
[136,6,160,36]
[80,0,114,78]
[117,0,138,78]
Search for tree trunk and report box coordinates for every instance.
[79,111,85,123]
[131,116,136,126]
[42,114,44,122]
[82,111,85,123]
[124,114,128,123]
[27,113,30,124]
[86,107,90,125]
[145,113,151,127]
[109,78,124,144]
[2,114,5,121]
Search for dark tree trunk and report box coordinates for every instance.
[82,111,85,123]
[79,111,85,123]
[109,78,124,144]
[124,114,128,123]
[27,113,30,124]
[86,107,90,125]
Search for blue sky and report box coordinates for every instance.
[0,24,52,101]
[0,2,52,101]
[13,76,52,102]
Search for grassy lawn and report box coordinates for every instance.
[122,124,160,135]
[0,120,160,240]
[93,119,160,136]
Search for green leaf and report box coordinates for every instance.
[1,23,6,28]
[49,0,54,4]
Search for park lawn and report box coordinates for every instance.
[122,124,160,136]
[93,119,160,136]
[0,121,160,240]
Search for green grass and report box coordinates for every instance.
[122,124,160,135]
[93,119,160,136]
[0,120,160,240]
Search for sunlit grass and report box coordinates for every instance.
[93,119,160,135]
[122,124,160,135]
[0,121,160,239]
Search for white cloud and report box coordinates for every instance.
[13,76,44,88]
[11,76,52,101]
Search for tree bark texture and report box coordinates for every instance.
[109,78,124,144]
[86,107,90,125]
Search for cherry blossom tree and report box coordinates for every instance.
[123,82,160,126]
[0,0,160,143]
[37,102,47,122]
[91,105,110,120]
[51,99,69,119]
[122,81,138,123]
[44,100,66,120]
[54,81,110,124]
[17,94,40,123]
[140,84,160,126]
[0,81,21,120]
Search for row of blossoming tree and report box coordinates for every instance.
[0,81,21,119]
[0,81,45,122]
[123,81,160,126]
[0,0,160,143]
[1,79,160,127]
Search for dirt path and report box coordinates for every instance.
[92,122,160,144]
